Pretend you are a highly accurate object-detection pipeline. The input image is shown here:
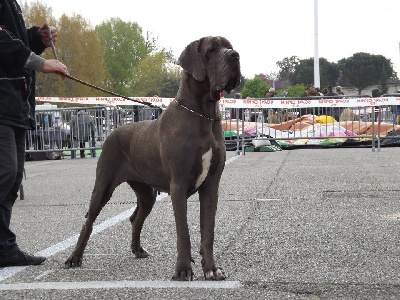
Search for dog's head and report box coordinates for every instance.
[178,36,241,97]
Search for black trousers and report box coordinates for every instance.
[71,139,96,158]
[0,125,25,256]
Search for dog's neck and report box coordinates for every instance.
[174,99,216,121]
[175,73,221,121]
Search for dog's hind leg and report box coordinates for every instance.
[64,180,117,267]
[65,157,124,268]
[128,181,157,258]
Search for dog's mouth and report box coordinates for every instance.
[215,71,241,94]
[214,59,241,95]
[224,73,240,94]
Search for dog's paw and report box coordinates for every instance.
[64,255,82,268]
[204,267,225,281]
[172,268,194,281]
[132,246,150,258]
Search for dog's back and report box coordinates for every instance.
[103,120,155,151]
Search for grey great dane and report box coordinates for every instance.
[65,36,241,281]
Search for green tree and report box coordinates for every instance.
[241,76,270,98]
[96,18,151,95]
[338,52,396,95]
[130,51,174,96]
[55,14,108,97]
[289,58,340,88]
[160,67,181,98]
[284,84,308,97]
[378,63,389,96]
[21,1,56,27]
[276,56,299,87]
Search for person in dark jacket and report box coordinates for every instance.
[307,84,320,97]
[0,0,69,268]
[70,110,96,158]
[325,85,340,120]
[326,85,338,97]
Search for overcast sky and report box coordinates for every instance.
[24,0,400,80]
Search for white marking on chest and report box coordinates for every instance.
[195,147,213,189]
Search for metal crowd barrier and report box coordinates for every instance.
[25,105,162,160]
[222,95,400,153]
[26,95,400,160]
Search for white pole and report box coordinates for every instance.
[314,0,320,88]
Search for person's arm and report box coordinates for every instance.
[24,52,68,75]
[0,27,68,76]
[27,23,67,74]
[0,27,32,72]
[24,52,45,72]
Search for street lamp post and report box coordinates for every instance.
[314,0,320,88]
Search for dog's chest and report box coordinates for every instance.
[194,147,213,189]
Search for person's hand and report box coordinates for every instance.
[42,59,69,78]
[39,23,58,48]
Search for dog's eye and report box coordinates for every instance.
[208,46,216,53]
[207,41,219,53]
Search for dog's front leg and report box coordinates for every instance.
[198,181,225,280]
[170,184,193,281]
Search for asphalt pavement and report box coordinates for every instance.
[1,147,400,299]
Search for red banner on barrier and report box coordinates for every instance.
[36,97,400,108]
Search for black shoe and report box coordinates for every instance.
[0,251,46,267]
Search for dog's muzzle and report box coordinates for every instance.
[223,49,241,93]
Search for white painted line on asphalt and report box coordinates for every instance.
[0,267,27,282]
[36,206,137,258]
[385,213,400,220]
[24,161,57,168]
[0,280,242,291]
[0,155,242,283]
[34,270,53,281]
[256,198,281,201]
[225,154,242,165]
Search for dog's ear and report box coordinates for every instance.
[178,39,206,82]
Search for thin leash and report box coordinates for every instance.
[173,99,216,121]
[47,28,154,108]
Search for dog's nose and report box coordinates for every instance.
[224,49,240,60]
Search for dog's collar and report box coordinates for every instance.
[174,99,218,121]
